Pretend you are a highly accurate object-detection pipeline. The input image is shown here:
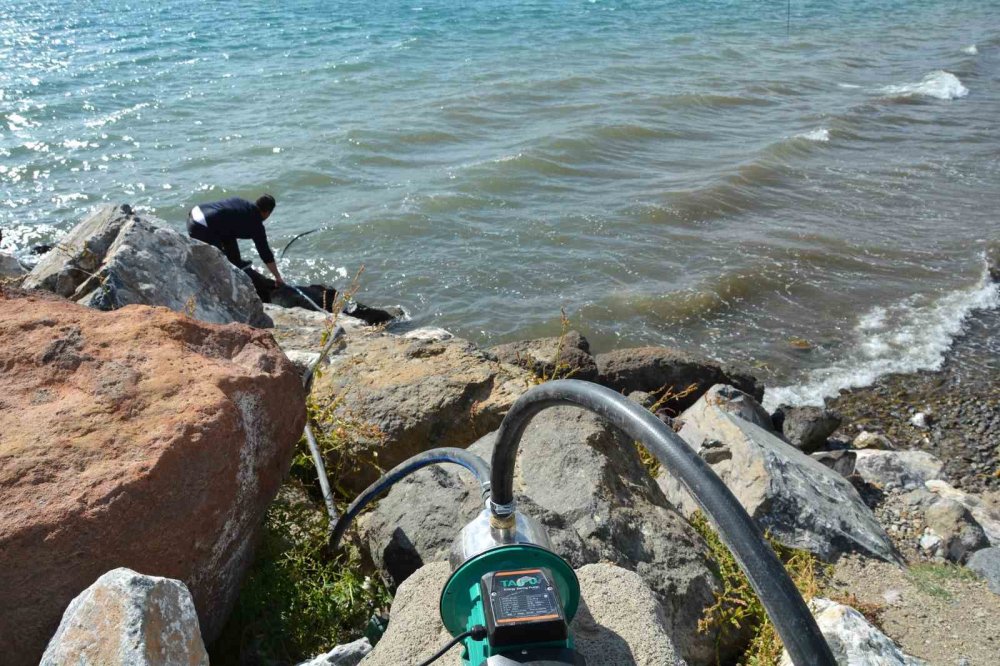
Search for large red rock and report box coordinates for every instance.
[0,288,305,665]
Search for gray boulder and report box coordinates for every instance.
[490,330,599,382]
[595,346,763,413]
[658,385,897,562]
[24,204,271,327]
[311,333,535,493]
[40,567,208,666]
[811,450,857,478]
[298,638,373,666]
[925,480,1000,546]
[853,450,945,491]
[921,498,988,563]
[24,204,134,297]
[773,405,842,452]
[0,252,27,279]
[967,547,1000,595]
[360,562,684,666]
[778,598,925,666]
[356,406,720,662]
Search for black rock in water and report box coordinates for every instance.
[243,266,396,326]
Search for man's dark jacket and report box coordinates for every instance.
[197,197,275,264]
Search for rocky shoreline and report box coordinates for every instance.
[2,205,999,666]
[827,304,1000,495]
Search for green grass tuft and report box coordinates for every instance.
[210,476,390,666]
[907,562,978,600]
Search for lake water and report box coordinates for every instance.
[2,0,998,405]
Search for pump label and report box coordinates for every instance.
[490,568,560,623]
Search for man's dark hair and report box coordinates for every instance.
[256,194,276,213]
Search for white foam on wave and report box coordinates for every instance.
[796,128,830,142]
[84,102,150,128]
[963,44,978,55]
[765,264,1000,409]
[882,70,968,100]
[7,113,39,131]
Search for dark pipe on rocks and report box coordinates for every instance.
[328,447,491,554]
[488,379,836,666]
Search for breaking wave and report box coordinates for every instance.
[765,262,1000,409]
[881,71,968,100]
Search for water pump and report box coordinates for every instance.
[329,380,836,666]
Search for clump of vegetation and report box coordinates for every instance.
[907,562,979,600]
[689,512,831,666]
[634,381,699,477]
[539,308,580,382]
[294,394,387,496]
[210,479,391,665]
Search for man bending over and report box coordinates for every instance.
[187,194,284,285]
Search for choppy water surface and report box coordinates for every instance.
[2,0,999,403]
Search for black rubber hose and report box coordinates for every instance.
[488,379,835,666]
[328,447,492,554]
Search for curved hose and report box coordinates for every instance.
[328,447,491,554]
[489,379,835,666]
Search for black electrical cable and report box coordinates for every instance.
[328,447,492,554]
[280,227,324,259]
[488,379,836,666]
[416,625,487,666]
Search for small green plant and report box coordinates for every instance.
[293,395,387,496]
[211,480,390,665]
[539,308,580,382]
[907,562,978,600]
[514,308,581,387]
[689,512,830,666]
[634,382,699,477]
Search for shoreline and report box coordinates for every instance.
[825,302,1000,493]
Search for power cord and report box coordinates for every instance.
[416,625,487,666]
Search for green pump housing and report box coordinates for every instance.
[440,543,581,666]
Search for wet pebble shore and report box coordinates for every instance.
[827,306,1000,493]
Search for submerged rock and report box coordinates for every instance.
[40,568,208,666]
[24,204,271,327]
[356,406,722,663]
[658,385,898,562]
[0,289,305,664]
[359,562,684,666]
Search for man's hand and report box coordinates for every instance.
[265,261,285,287]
